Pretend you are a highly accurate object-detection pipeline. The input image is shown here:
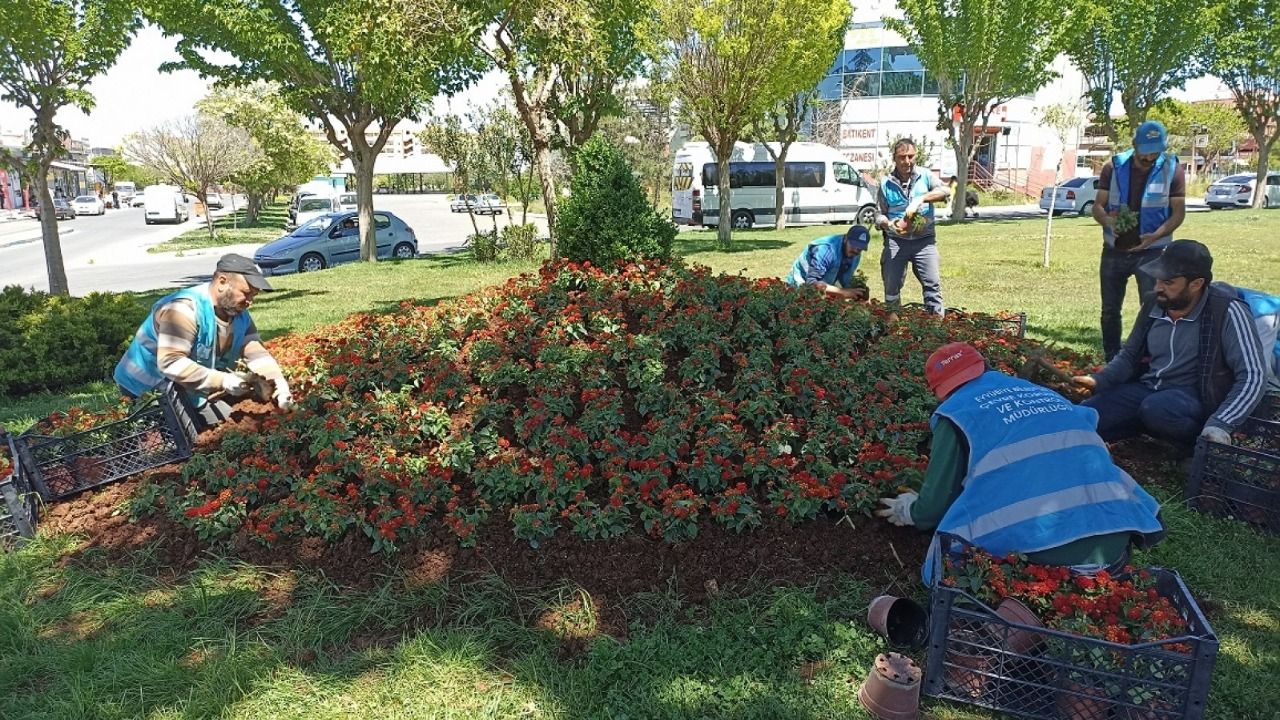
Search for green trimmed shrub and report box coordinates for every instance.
[501,223,543,262]
[0,286,147,397]
[556,137,676,267]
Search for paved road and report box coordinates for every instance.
[0,193,548,295]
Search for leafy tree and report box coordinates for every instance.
[598,80,676,210]
[479,0,650,254]
[750,90,817,231]
[1063,0,1213,144]
[0,0,140,295]
[125,115,257,241]
[420,116,486,236]
[887,0,1066,220]
[145,0,485,262]
[1038,102,1086,267]
[557,137,676,267]
[196,82,333,224]
[88,154,159,194]
[1208,0,1280,208]
[471,100,537,225]
[1147,99,1248,179]
[656,0,850,248]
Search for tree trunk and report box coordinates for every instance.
[716,143,733,249]
[773,145,791,231]
[353,152,377,261]
[1043,162,1060,267]
[246,192,262,225]
[1252,134,1272,209]
[201,189,217,242]
[533,140,558,255]
[34,165,69,296]
[951,135,973,221]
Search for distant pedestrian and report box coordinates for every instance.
[875,138,951,320]
[111,190,119,209]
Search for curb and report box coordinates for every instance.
[0,227,76,250]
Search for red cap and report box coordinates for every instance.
[924,342,985,399]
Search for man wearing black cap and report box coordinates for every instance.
[115,253,293,418]
[1073,240,1267,453]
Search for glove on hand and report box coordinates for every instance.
[1199,426,1231,445]
[875,491,918,527]
[273,377,294,411]
[222,372,250,397]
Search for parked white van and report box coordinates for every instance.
[143,185,190,225]
[291,194,341,229]
[671,141,879,229]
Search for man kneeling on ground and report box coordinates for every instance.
[785,224,871,300]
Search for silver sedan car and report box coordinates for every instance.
[253,211,418,275]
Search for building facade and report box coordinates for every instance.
[815,0,1089,190]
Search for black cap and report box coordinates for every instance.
[216,253,273,291]
[1139,240,1213,281]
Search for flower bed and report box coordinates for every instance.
[926,542,1218,720]
[66,261,1087,552]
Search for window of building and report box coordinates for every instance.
[845,73,879,98]
[841,47,880,74]
[818,74,842,101]
[881,71,925,96]
[882,47,924,72]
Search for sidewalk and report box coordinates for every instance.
[0,217,74,249]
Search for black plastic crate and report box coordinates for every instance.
[13,383,199,501]
[1186,395,1280,533]
[925,566,1217,719]
[1,432,38,549]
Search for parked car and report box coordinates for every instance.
[35,198,76,221]
[449,194,480,212]
[338,192,358,212]
[71,195,106,215]
[130,194,147,207]
[1205,172,1280,209]
[473,193,507,216]
[1039,176,1100,216]
[205,193,224,210]
[254,211,418,275]
[289,195,340,230]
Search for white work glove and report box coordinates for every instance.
[272,377,294,411]
[876,491,918,527]
[221,372,250,397]
[1199,426,1231,446]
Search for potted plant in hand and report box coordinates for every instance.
[1112,205,1141,250]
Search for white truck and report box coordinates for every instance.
[143,185,190,225]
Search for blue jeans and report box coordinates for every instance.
[1100,245,1162,360]
[882,236,943,315]
[1082,382,1205,453]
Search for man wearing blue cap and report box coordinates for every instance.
[785,224,871,300]
[1091,120,1187,360]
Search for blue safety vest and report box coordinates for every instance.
[879,169,937,240]
[114,285,251,397]
[786,234,861,287]
[1104,150,1176,250]
[921,371,1164,583]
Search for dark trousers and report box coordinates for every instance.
[1083,382,1205,455]
[1100,246,1162,360]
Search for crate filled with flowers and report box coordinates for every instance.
[1186,393,1280,533]
[924,538,1218,720]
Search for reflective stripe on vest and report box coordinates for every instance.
[1104,150,1175,249]
[114,285,252,397]
[921,371,1163,582]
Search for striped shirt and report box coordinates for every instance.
[153,285,281,392]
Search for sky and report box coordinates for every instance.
[0,24,1231,151]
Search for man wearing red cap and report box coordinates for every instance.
[878,342,1165,582]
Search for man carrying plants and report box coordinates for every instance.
[1072,240,1268,455]
[114,254,294,424]
[876,342,1166,582]
[785,224,871,300]
[1091,120,1186,360]
[874,137,950,320]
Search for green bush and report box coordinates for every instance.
[0,286,148,398]
[556,137,676,267]
[501,223,544,262]
[469,229,500,262]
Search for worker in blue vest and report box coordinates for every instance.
[785,224,870,300]
[1092,120,1187,360]
[874,137,950,320]
[876,342,1166,583]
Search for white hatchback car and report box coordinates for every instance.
[1206,172,1280,209]
[71,195,106,215]
[1039,176,1100,216]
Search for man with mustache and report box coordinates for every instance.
[115,254,293,423]
[1072,240,1267,455]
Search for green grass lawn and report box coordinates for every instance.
[146,202,292,254]
[2,210,1279,719]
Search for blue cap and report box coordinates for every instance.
[1133,120,1168,154]
[845,224,870,250]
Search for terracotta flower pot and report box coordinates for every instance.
[993,597,1045,654]
[857,652,922,720]
[1056,678,1111,720]
[866,595,928,649]
[943,629,995,699]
